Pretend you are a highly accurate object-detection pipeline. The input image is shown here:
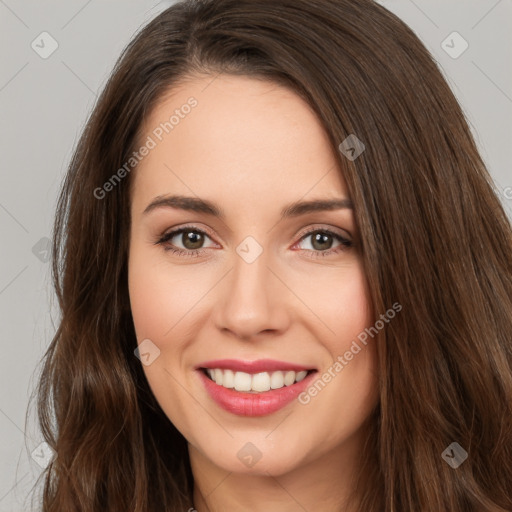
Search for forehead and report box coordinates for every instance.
[131,74,348,214]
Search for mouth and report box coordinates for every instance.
[200,367,316,393]
[195,359,318,416]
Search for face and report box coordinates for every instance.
[128,74,378,477]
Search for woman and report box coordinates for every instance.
[35,0,512,510]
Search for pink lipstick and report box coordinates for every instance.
[195,359,317,416]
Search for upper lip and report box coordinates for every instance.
[195,359,316,374]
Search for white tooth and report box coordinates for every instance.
[222,369,235,388]
[295,370,307,382]
[209,368,309,392]
[234,371,252,391]
[251,372,271,392]
[284,371,296,386]
[214,368,224,386]
[270,371,285,389]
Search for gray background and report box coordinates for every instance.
[0,1,511,510]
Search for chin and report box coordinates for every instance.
[197,439,308,477]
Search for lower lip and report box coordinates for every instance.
[197,369,317,417]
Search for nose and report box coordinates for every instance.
[213,251,291,341]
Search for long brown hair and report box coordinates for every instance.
[33,0,512,510]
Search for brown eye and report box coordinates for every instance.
[156,227,216,254]
[296,229,352,254]
[180,230,205,250]
[310,231,335,251]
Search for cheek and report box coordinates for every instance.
[129,274,174,338]
[292,257,372,344]
[331,271,370,332]
[294,260,378,424]
[128,246,206,343]
[325,262,377,382]
[128,267,169,342]
[128,246,201,436]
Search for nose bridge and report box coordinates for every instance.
[214,244,289,339]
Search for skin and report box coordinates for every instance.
[128,74,379,512]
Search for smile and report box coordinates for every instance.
[195,359,318,416]
[203,368,310,392]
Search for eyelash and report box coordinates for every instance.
[155,225,353,259]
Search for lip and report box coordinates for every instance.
[197,367,318,417]
[195,358,315,374]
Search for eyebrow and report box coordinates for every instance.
[142,194,353,219]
